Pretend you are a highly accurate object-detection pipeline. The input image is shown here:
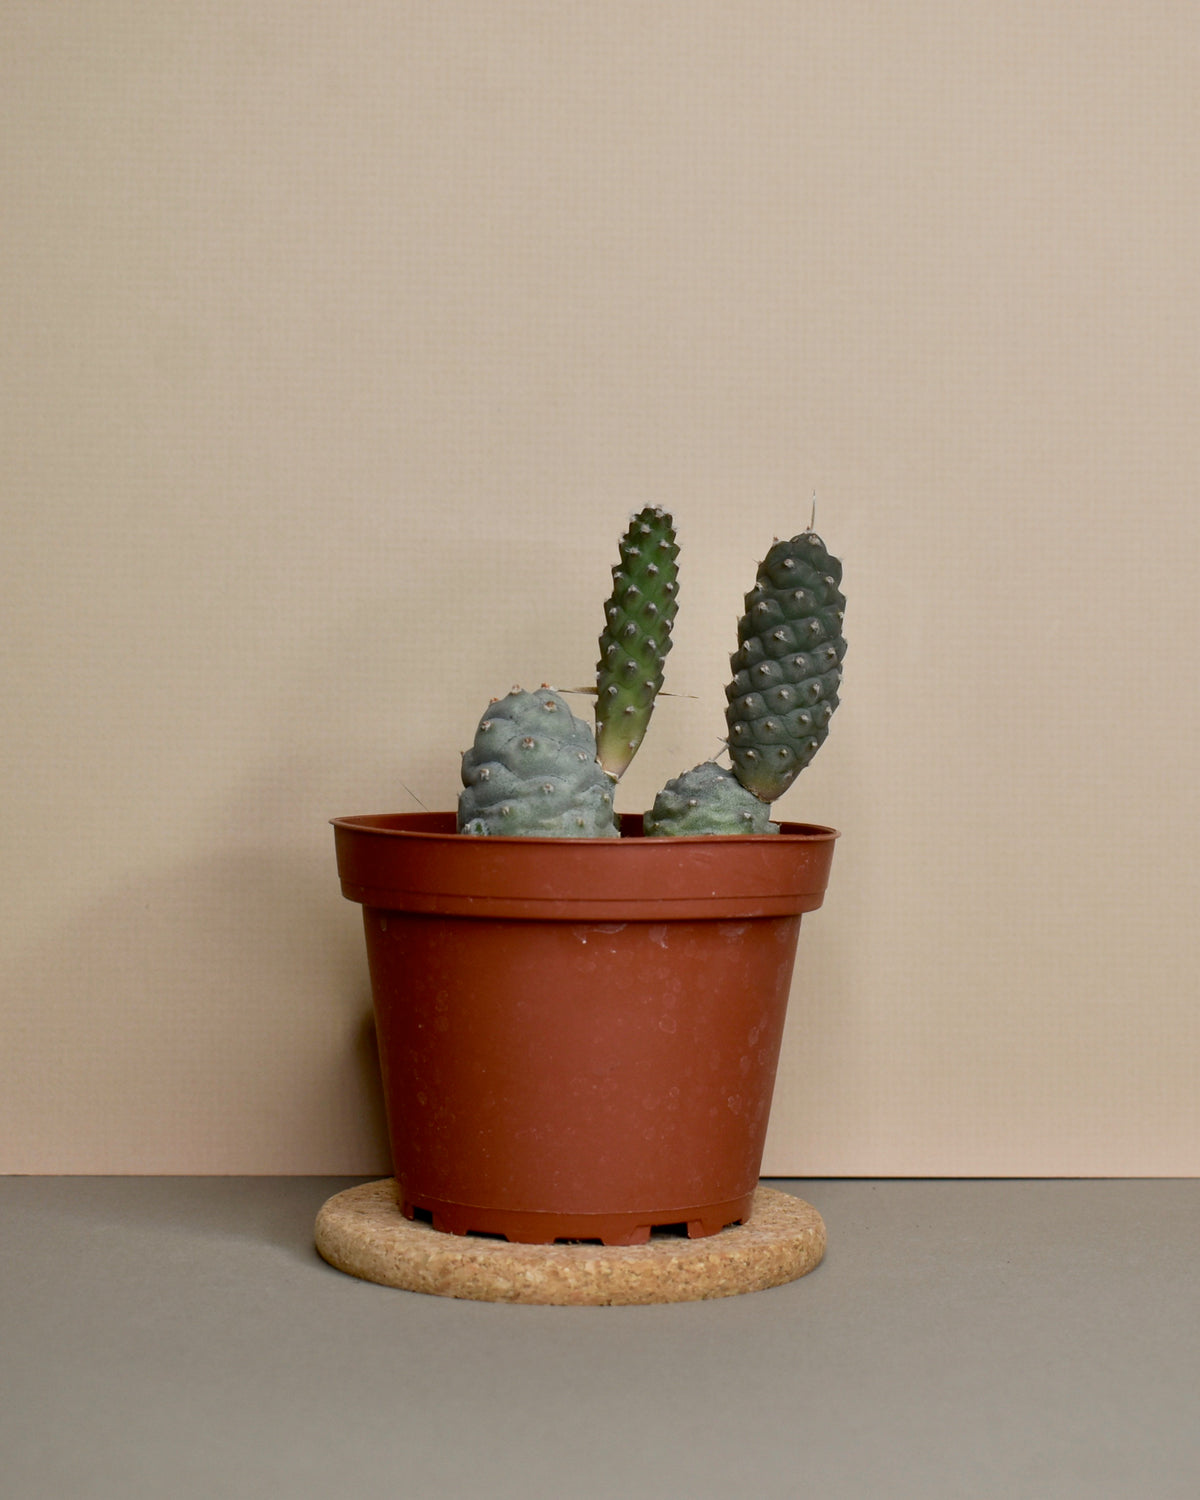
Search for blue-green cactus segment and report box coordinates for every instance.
[595,506,679,780]
[644,761,778,837]
[725,531,846,803]
[458,686,619,837]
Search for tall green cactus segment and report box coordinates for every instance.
[594,507,679,780]
[726,531,846,802]
[458,687,619,837]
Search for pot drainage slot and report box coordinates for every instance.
[410,1205,506,1239]
[404,1201,745,1244]
[660,1215,744,1238]
[650,1221,691,1238]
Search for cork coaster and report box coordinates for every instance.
[315,1180,825,1305]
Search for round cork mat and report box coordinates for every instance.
[315,1180,824,1305]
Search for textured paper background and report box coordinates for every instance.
[3,2,1197,1173]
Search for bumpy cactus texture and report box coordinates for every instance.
[726,531,846,803]
[644,761,778,837]
[458,687,619,837]
[595,507,679,780]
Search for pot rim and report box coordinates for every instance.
[332,811,839,920]
[331,810,838,842]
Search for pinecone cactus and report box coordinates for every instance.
[645,761,778,837]
[725,531,846,803]
[594,507,679,780]
[458,687,619,837]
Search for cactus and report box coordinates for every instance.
[644,761,778,837]
[458,687,619,837]
[594,507,679,780]
[725,531,846,803]
[644,529,846,836]
[456,517,843,839]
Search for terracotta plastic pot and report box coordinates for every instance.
[332,811,837,1246]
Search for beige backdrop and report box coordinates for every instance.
[3,2,1197,1174]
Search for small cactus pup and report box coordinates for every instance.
[458,686,619,837]
[646,529,845,836]
[594,506,679,781]
[645,761,777,836]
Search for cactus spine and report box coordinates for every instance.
[594,507,679,781]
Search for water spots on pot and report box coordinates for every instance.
[658,1015,677,1034]
[739,1054,752,1076]
[571,923,627,945]
[719,923,747,941]
[726,1094,743,1115]
[649,924,669,949]
[592,1072,623,1100]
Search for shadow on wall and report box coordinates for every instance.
[5,839,392,1174]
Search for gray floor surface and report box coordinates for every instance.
[2,1177,1197,1499]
